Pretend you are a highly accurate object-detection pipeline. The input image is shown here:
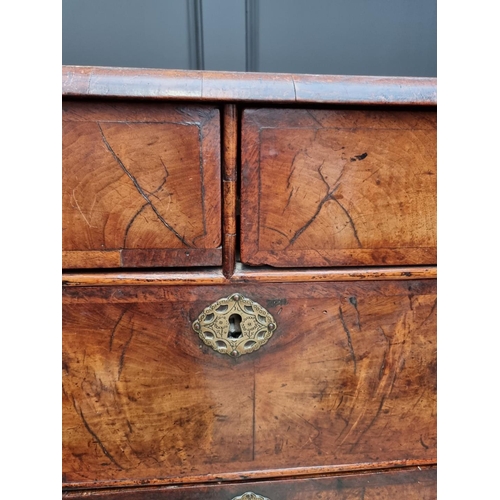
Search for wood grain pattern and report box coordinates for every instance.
[62,266,437,287]
[222,105,238,278]
[63,466,436,499]
[62,66,437,105]
[63,280,436,488]
[62,460,434,491]
[61,68,438,497]
[241,108,436,267]
[62,101,221,269]
[63,251,122,269]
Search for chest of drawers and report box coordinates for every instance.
[62,66,437,499]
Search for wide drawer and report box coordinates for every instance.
[63,280,436,488]
[62,101,221,269]
[241,108,436,267]
[63,467,436,499]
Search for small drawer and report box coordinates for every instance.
[241,108,436,267]
[63,467,436,499]
[63,279,436,489]
[62,101,221,269]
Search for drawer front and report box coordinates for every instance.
[241,108,436,267]
[62,101,221,269]
[63,280,436,488]
[63,467,436,499]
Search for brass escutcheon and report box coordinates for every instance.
[231,493,270,500]
[192,293,276,357]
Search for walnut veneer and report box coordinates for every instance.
[62,66,437,499]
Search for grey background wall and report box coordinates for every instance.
[62,0,436,77]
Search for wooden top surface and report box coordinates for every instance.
[62,66,437,106]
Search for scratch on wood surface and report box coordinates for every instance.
[330,197,362,248]
[71,189,94,228]
[123,202,148,247]
[262,225,290,242]
[118,327,135,380]
[286,151,300,189]
[286,160,362,248]
[97,122,192,247]
[415,298,437,330]
[72,397,124,469]
[282,187,295,214]
[339,306,357,374]
[378,327,390,381]
[306,109,324,128]
[109,310,127,351]
[349,296,361,330]
[420,435,429,450]
[343,313,412,451]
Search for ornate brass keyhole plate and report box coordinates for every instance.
[231,493,270,500]
[192,293,276,357]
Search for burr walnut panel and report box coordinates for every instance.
[240,108,436,267]
[62,280,436,489]
[62,101,221,269]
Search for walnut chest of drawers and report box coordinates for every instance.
[62,66,437,499]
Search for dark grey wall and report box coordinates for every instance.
[62,0,436,77]
[62,0,191,69]
[258,0,437,77]
[203,0,246,71]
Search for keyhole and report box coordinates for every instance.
[228,314,242,339]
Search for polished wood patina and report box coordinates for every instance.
[63,101,221,269]
[241,108,436,267]
[62,66,437,499]
[63,466,436,499]
[63,280,436,488]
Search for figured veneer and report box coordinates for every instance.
[62,67,437,500]
[241,108,436,267]
[62,101,221,269]
[63,280,435,489]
